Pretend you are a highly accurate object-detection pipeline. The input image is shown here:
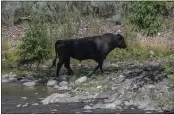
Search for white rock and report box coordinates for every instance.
[104,95,116,103]
[114,99,122,105]
[53,85,60,89]
[41,93,71,105]
[125,100,133,106]
[119,75,124,79]
[149,51,155,56]
[75,76,87,85]
[97,85,102,89]
[21,97,28,100]
[84,105,93,110]
[32,103,39,106]
[105,103,116,109]
[92,102,105,109]
[51,109,57,112]
[47,80,58,87]
[23,81,36,87]
[22,103,29,107]
[57,86,69,91]
[9,77,17,82]
[59,81,68,87]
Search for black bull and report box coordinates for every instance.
[52,33,127,77]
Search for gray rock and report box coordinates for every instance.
[59,81,68,87]
[57,86,69,91]
[47,79,58,87]
[9,77,17,82]
[93,102,105,109]
[31,103,39,106]
[2,74,9,78]
[25,73,35,80]
[23,81,36,87]
[104,95,116,103]
[75,76,87,85]
[84,105,93,110]
[95,92,110,99]
[2,79,10,83]
[53,84,69,91]
[155,83,169,93]
[20,78,32,82]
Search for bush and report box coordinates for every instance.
[122,1,170,36]
[19,12,52,64]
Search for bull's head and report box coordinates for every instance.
[116,34,127,49]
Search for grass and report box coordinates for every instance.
[2,14,174,69]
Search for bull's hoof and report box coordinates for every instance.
[48,66,55,69]
[67,72,73,76]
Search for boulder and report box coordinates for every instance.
[75,76,87,85]
[47,79,58,87]
[23,81,36,87]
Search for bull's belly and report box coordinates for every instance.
[70,55,95,61]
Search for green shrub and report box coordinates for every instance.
[122,1,170,36]
[19,12,52,64]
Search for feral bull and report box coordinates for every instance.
[52,33,127,77]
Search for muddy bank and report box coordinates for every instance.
[2,60,174,113]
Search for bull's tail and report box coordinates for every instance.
[52,51,58,67]
[52,41,59,67]
[51,40,65,67]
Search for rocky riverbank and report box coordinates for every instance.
[2,60,174,113]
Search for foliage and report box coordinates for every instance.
[2,40,10,51]
[19,11,52,64]
[122,1,170,36]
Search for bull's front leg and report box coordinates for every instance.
[98,60,104,73]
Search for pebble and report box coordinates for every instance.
[84,105,93,110]
[16,104,21,108]
[22,103,29,107]
[51,109,57,112]
[21,97,28,100]
[31,103,39,106]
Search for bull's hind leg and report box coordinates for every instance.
[56,57,64,77]
[64,58,73,76]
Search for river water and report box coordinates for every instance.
[2,82,152,114]
[2,83,119,114]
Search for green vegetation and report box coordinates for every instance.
[1,1,174,66]
[122,2,173,36]
[19,11,52,64]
